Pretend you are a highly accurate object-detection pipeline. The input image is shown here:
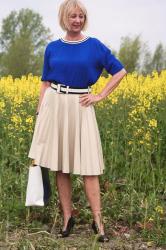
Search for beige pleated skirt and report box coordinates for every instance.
[28,86,105,175]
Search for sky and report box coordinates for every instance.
[0,0,165,52]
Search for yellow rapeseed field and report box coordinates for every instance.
[1,70,166,117]
[0,70,165,148]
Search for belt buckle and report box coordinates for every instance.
[55,83,90,94]
[57,84,61,93]
[58,84,69,94]
[66,86,69,94]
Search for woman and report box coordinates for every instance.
[28,0,127,242]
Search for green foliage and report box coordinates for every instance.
[141,44,154,75]
[118,36,166,75]
[152,43,166,72]
[118,35,142,73]
[0,8,52,77]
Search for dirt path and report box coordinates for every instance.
[0,224,165,250]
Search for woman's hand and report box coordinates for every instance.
[79,93,103,107]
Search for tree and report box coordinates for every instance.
[151,43,166,72]
[118,35,142,73]
[0,8,53,77]
[138,42,166,75]
[142,50,153,75]
[139,42,153,75]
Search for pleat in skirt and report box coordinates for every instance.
[28,86,105,175]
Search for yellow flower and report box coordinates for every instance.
[128,141,132,145]
[143,100,151,109]
[11,115,22,125]
[0,100,5,111]
[144,131,151,141]
[111,97,118,104]
[155,206,164,214]
[25,116,33,124]
[149,119,157,128]
[134,128,143,136]
[148,217,154,222]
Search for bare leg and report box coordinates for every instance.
[55,171,72,230]
[83,176,105,234]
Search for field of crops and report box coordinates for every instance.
[0,71,166,248]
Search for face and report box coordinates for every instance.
[67,7,85,33]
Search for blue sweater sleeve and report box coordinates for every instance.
[41,45,50,81]
[97,39,124,75]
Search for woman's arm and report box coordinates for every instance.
[98,68,127,100]
[79,68,127,107]
[36,81,51,113]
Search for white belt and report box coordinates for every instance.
[50,82,91,94]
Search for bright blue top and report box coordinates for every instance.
[41,36,124,88]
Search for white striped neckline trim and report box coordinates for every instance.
[60,36,90,44]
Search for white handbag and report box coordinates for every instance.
[25,165,44,206]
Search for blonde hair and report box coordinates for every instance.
[58,0,88,31]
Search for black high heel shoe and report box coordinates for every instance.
[60,216,75,237]
[92,220,109,242]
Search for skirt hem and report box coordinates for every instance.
[28,156,104,176]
